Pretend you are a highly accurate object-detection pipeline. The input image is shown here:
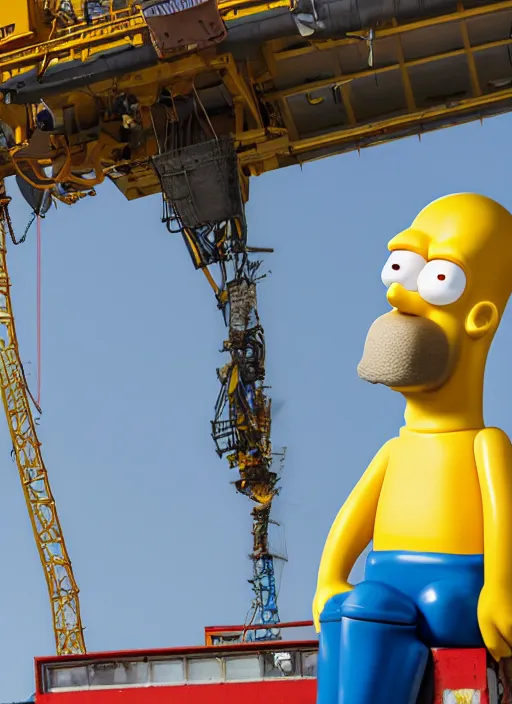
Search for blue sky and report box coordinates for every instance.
[1,114,512,700]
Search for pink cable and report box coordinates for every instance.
[36,215,41,406]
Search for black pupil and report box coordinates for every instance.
[392,263,400,270]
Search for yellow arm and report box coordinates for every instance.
[312,438,395,631]
[475,427,512,661]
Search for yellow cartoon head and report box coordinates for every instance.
[358,193,512,395]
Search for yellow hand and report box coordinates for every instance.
[478,584,512,661]
[312,580,352,633]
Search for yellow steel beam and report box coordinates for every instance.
[274,0,512,62]
[234,101,245,133]
[0,13,146,73]
[0,0,291,75]
[0,191,85,656]
[458,3,482,97]
[264,35,512,102]
[278,97,300,141]
[330,51,356,124]
[260,42,300,138]
[234,86,512,175]
[219,55,263,129]
[393,19,416,111]
[338,83,356,124]
[262,42,278,79]
[220,0,292,21]
[0,0,508,79]
[290,88,512,154]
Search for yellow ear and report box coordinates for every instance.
[465,301,499,339]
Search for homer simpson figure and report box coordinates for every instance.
[314,193,512,704]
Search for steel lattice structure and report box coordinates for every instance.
[0,183,85,655]
[209,250,283,638]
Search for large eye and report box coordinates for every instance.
[381,250,426,291]
[417,260,466,306]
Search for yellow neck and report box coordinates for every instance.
[403,343,489,433]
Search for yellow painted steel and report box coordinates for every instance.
[0,185,85,656]
[0,0,291,77]
[0,1,510,189]
[287,87,512,154]
[220,0,293,21]
[0,3,32,45]
[265,36,512,101]
[273,0,512,61]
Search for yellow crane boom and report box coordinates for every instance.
[0,182,85,655]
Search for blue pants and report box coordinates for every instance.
[317,551,484,704]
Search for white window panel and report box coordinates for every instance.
[88,661,148,687]
[302,652,317,678]
[187,658,223,682]
[47,666,88,690]
[151,659,185,684]
[225,655,262,680]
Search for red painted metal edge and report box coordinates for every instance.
[433,648,489,703]
[36,679,316,704]
[204,621,314,635]
[34,639,319,694]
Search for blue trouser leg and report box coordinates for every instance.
[318,581,429,704]
[365,551,485,648]
[339,615,428,704]
[317,593,349,704]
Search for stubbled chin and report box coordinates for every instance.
[357,311,451,389]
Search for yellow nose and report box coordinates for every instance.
[387,283,424,315]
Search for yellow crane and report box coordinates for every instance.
[0,0,511,650]
[0,183,85,655]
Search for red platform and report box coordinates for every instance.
[31,622,512,703]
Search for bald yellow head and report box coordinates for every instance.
[358,194,512,400]
[395,193,512,312]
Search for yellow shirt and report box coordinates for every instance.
[373,428,484,554]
